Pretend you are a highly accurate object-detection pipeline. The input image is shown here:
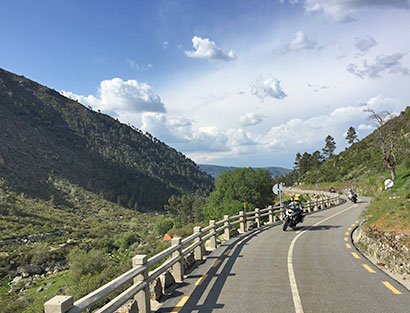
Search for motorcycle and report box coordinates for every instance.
[282,204,303,231]
[348,191,357,203]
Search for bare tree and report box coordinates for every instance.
[364,109,397,180]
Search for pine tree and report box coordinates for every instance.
[345,126,358,145]
[322,135,336,159]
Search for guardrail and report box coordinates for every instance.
[44,194,341,313]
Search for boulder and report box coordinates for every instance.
[11,276,23,285]
[160,271,175,295]
[149,278,163,301]
[115,299,138,313]
[17,264,43,277]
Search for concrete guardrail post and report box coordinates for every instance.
[255,208,261,228]
[314,200,319,211]
[239,211,246,233]
[224,215,231,241]
[193,226,203,261]
[306,201,311,213]
[44,295,73,313]
[268,206,274,224]
[208,220,217,250]
[133,254,151,313]
[171,237,184,283]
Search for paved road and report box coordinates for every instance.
[156,198,410,313]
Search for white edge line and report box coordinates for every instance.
[287,204,357,313]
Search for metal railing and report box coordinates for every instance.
[44,194,342,313]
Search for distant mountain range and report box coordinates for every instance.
[198,164,291,179]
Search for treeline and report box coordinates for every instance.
[152,168,276,237]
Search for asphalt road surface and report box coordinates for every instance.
[156,197,410,313]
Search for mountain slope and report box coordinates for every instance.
[0,68,213,211]
[199,164,291,179]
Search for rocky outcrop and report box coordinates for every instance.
[0,230,66,247]
[353,225,410,289]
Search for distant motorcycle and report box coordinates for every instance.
[329,187,336,193]
[348,191,357,203]
[282,204,303,231]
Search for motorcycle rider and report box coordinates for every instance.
[290,194,304,223]
[348,188,356,201]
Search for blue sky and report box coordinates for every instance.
[1,0,409,168]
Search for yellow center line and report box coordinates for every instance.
[254,230,261,234]
[235,241,243,246]
[224,249,232,256]
[351,252,360,259]
[382,281,402,295]
[345,243,351,248]
[362,264,376,273]
[171,296,190,313]
[355,220,359,223]
[345,232,349,235]
[348,227,352,231]
[351,223,356,227]
[344,237,348,241]
[211,259,221,267]
[195,274,208,286]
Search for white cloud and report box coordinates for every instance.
[358,124,374,130]
[184,36,237,61]
[287,31,317,51]
[227,129,257,146]
[61,78,166,116]
[364,95,404,116]
[162,41,168,50]
[347,53,409,79]
[238,112,266,127]
[302,0,410,22]
[141,112,230,152]
[355,36,378,52]
[250,76,287,101]
[127,59,154,71]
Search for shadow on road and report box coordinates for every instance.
[156,232,258,313]
[301,225,342,231]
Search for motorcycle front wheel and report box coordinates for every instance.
[283,218,290,231]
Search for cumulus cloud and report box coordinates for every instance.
[184,36,237,61]
[61,78,166,116]
[281,0,410,22]
[358,124,374,130]
[250,76,287,101]
[141,112,230,152]
[355,36,378,52]
[347,53,409,79]
[238,112,266,127]
[287,31,317,51]
[227,129,257,146]
[162,41,168,50]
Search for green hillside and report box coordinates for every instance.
[0,68,213,211]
